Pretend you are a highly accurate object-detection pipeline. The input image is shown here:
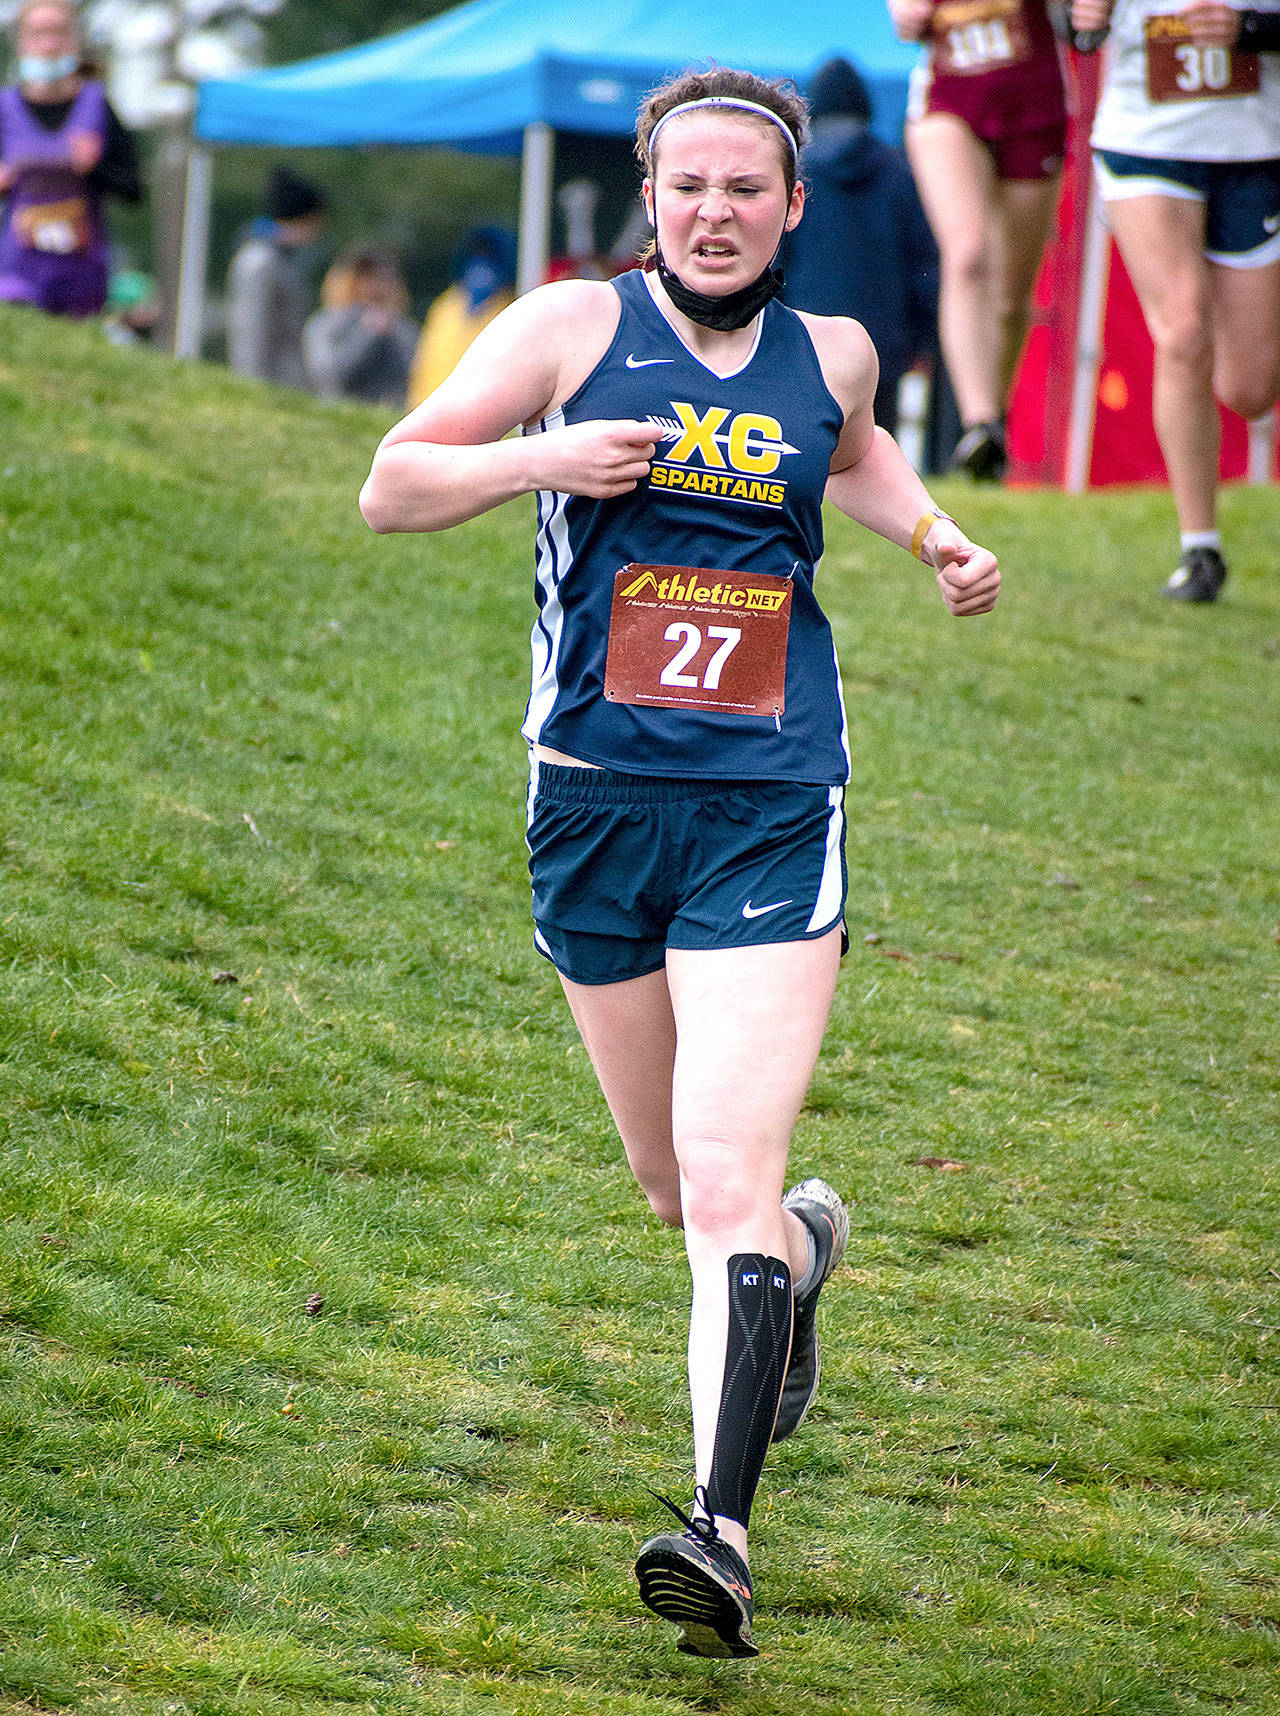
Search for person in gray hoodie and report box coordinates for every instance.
[226,165,326,389]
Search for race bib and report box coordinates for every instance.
[1144,16,1260,101]
[603,563,791,719]
[14,196,91,254]
[931,0,1031,73]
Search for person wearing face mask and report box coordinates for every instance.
[0,0,141,319]
[361,64,1000,1660]
[406,225,518,408]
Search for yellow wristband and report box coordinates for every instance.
[910,509,953,562]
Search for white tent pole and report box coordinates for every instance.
[518,121,554,295]
[1065,166,1109,494]
[174,143,214,360]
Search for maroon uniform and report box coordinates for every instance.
[909,0,1068,178]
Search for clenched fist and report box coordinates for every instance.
[923,520,1001,616]
[533,418,659,499]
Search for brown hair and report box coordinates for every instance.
[320,244,408,314]
[635,66,808,199]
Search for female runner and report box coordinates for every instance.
[360,65,1000,1660]
[889,0,1069,479]
[1072,0,1280,600]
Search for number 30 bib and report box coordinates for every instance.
[1144,15,1260,101]
[603,562,792,719]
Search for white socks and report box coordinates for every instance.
[1180,530,1221,553]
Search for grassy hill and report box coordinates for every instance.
[0,305,1277,1715]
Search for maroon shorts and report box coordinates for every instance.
[914,71,1067,180]
[910,0,1067,180]
[981,119,1066,180]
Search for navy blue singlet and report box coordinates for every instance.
[521,269,849,784]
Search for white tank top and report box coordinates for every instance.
[1091,0,1280,159]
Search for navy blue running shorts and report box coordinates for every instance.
[1094,151,1280,267]
[526,760,848,987]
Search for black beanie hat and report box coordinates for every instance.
[807,57,873,122]
[264,166,327,221]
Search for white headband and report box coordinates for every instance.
[646,97,800,163]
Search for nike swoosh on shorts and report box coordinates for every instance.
[625,354,675,368]
[741,899,793,919]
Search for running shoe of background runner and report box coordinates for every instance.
[635,1493,758,1658]
[1163,545,1227,603]
[950,421,1008,483]
[772,1177,849,1442]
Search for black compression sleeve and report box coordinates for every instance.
[704,1255,792,1530]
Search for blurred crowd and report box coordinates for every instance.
[1,0,1276,587]
[220,165,521,409]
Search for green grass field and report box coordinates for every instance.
[0,304,1277,1716]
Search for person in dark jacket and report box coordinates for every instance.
[783,57,938,434]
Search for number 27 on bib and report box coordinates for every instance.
[603,562,792,719]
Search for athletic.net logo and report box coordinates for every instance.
[616,566,787,613]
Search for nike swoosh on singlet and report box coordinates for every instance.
[741,899,793,919]
[625,354,675,368]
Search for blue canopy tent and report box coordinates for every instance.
[176,0,919,352]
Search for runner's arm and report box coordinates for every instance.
[86,104,143,202]
[359,283,656,534]
[826,436,1001,617]
[814,318,1000,617]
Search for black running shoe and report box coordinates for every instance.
[635,1494,758,1659]
[950,421,1008,483]
[772,1178,849,1443]
[1163,545,1227,603]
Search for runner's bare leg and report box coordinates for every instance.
[1208,253,1280,423]
[992,173,1061,410]
[558,968,684,1227]
[1105,194,1218,533]
[664,929,842,1562]
[907,112,1003,426]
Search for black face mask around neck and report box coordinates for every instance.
[655,248,785,332]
